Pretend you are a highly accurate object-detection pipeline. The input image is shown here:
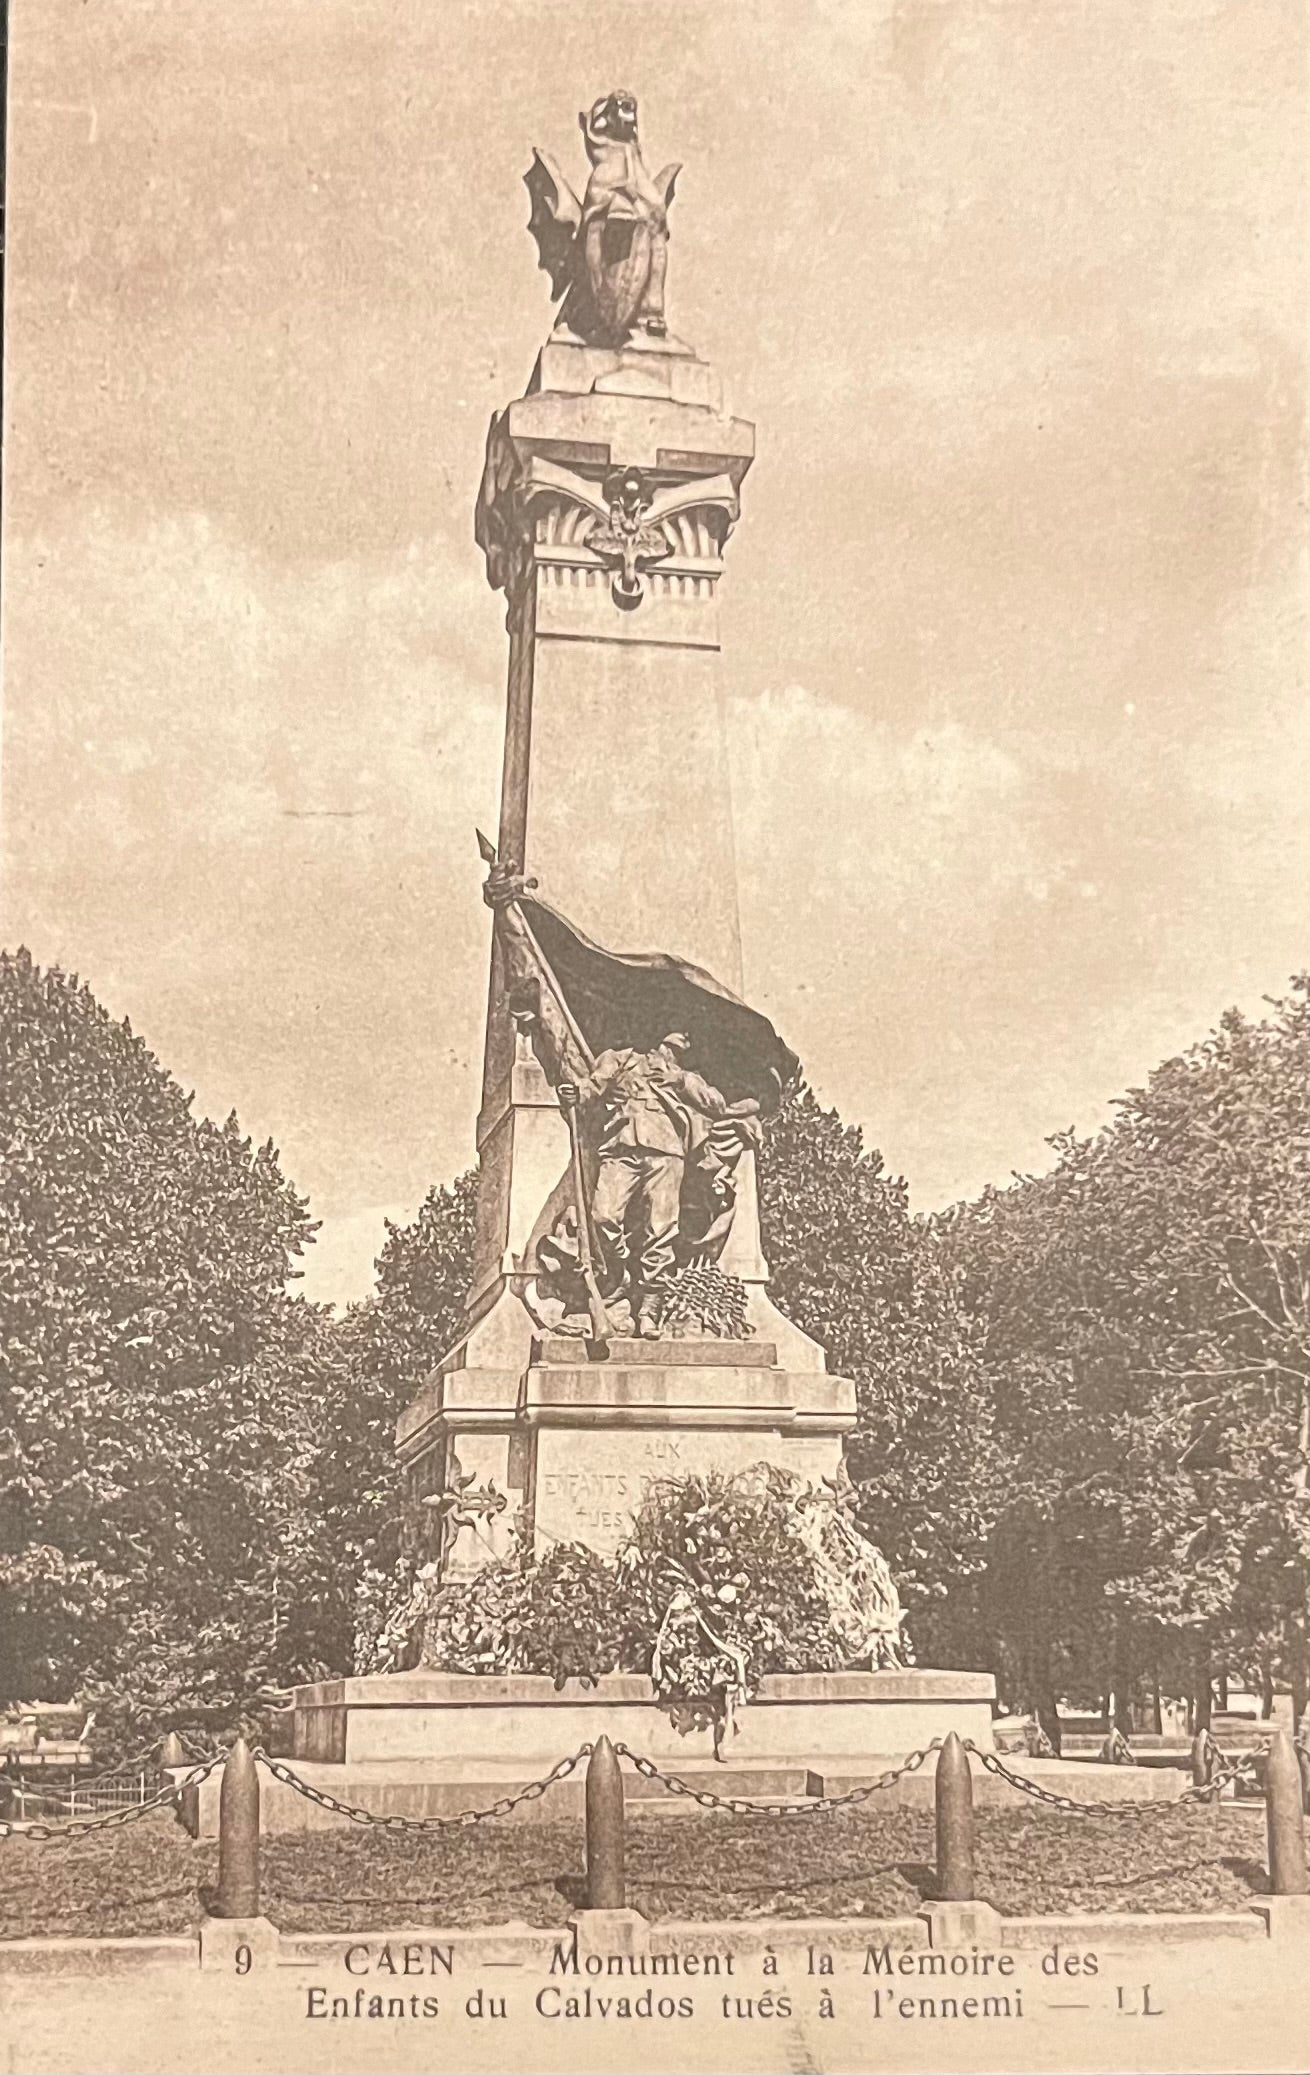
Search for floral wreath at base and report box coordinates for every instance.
[358,1465,913,1741]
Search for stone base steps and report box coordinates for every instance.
[1060,1729,1274,1763]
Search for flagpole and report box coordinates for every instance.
[478,830,596,1070]
[477,832,611,1347]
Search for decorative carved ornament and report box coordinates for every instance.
[422,1459,509,1559]
[475,427,739,608]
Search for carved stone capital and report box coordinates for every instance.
[474,405,750,606]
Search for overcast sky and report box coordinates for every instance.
[3,0,1306,1306]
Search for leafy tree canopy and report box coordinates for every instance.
[943,976,1310,1728]
[0,949,341,1720]
[758,1085,996,1661]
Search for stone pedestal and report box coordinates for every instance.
[398,1333,856,1574]
[396,328,836,1557]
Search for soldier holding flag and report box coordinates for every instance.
[559,1033,761,1338]
[478,834,794,1340]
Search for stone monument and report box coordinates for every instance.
[394,87,857,1576]
[273,98,998,1823]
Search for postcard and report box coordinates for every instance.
[2,3,1308,2071]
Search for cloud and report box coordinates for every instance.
[2,502,505,1228]
[729,683,1054,932]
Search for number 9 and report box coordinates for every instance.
[235,1943,253,1976]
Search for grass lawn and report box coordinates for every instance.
[0,1802,1302,1940]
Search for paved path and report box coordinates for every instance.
[2,1924,1307,2075]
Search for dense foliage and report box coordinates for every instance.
[942,978,1310,1735]
[415,1470,847,1743]
[419,1540,624,1687]
[758,1086,995,1665]
[313,1172,478,1670]
[4,942,1306,1734]
[0,950,342,1723]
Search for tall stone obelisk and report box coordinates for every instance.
[396,92,854,1570]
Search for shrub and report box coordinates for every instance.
[419,1557,533,1675]
[515,1545,625,1688]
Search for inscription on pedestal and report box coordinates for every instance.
[532,1427,840,1556]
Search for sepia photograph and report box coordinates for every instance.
[1,2,1308,2070]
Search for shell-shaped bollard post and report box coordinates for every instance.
[162,1730,201,1838]
[1190,1730,1214,1794]
[585,1736,626,1911]
[935,1732,975,1902]
[216,1736,261,1918]
[1264,1729,1308,1896]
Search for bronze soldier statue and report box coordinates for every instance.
[559,1031,760,1337]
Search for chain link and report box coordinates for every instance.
[252,1746,593,1831]
[0,1755,222,1845]
[1183,1726,1264,1807]
[1176,1755,1264,1804]
[612,1739,942,1815]
[965,1740,1260,1817]
[0,1727,1277,1847]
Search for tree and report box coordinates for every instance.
[0,949,338,1720]
[313,1172,477,1662]
[939,1144,1150,1742]
[758,1085,996,1665]
[1090,980,1310,1724]
[944,978,1310,1732]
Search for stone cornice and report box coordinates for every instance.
[475,392,753,605]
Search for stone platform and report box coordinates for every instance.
[172,1668,1211,1837]
[288,1668,997,1767]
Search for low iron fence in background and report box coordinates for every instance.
[0,1730,194,1823]
[1,1771,162,1821]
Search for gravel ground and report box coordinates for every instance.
[0,1800,1300,1939]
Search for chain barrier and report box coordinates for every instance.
[0,1755,223,1845]
[965,1740,1261,1817]
[74,1738,167,1785]
[613,1737,1262,1821]
[0,1725,1278,1848]
[1099,1728,1136,1766]
[1195,1728,1223,1777]
[613,1739,942,1815]
[2,1681,293,1789]
[0,1725,227,1821]
[251,1746,593,1832]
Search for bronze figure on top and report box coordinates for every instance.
[525,90,680,346]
